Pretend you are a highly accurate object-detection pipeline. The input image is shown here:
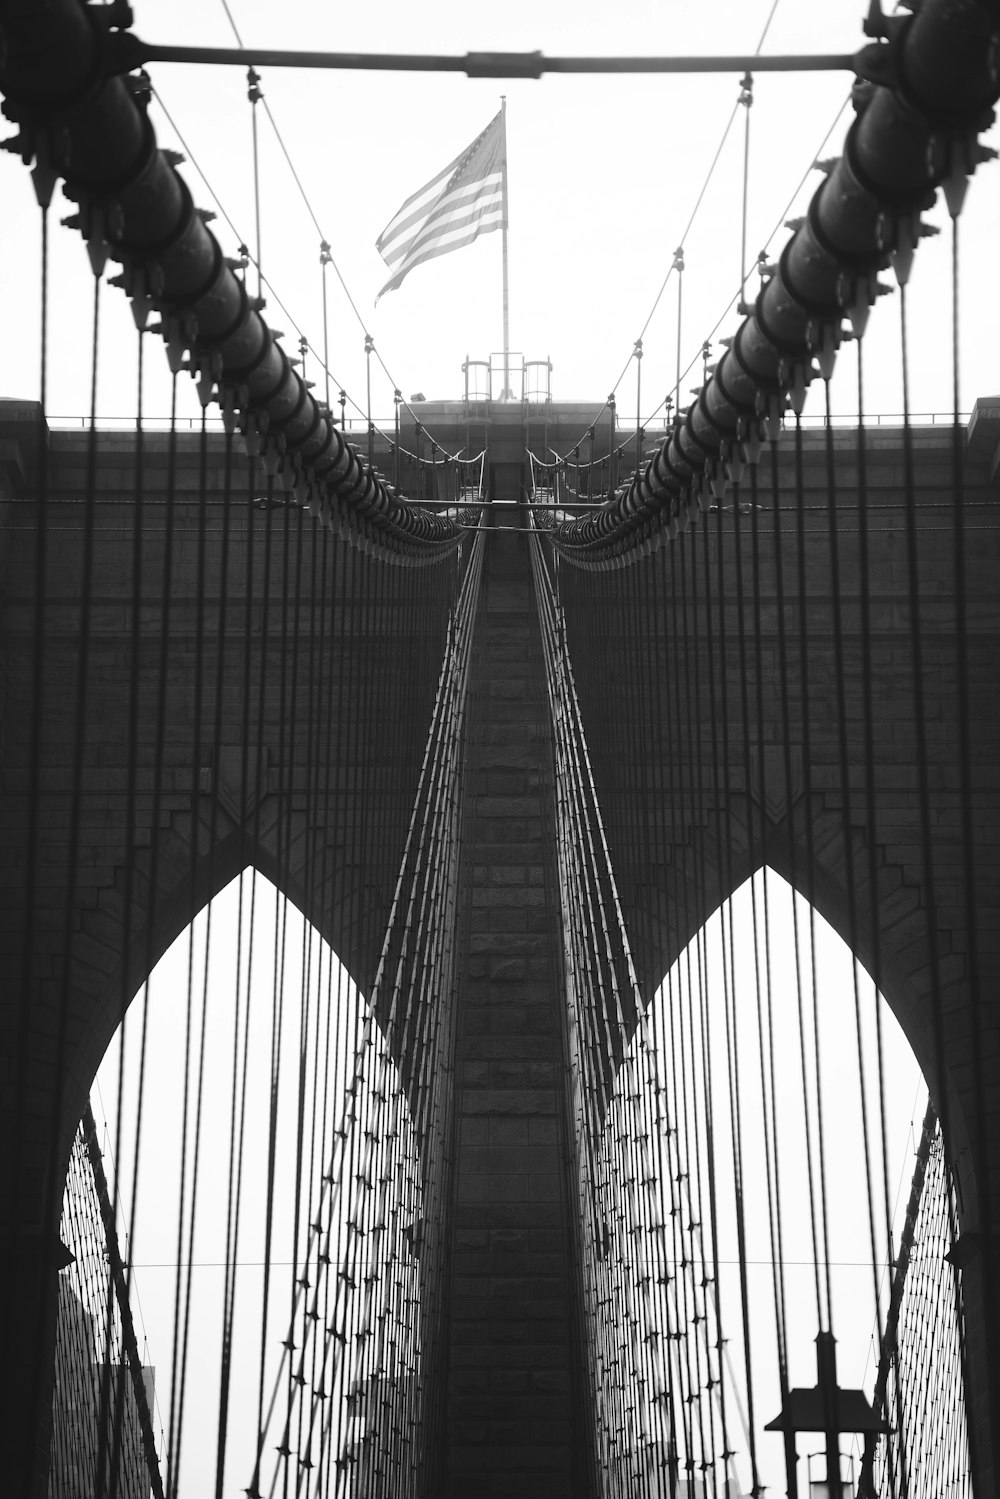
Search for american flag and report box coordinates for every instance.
[376,112,506,301]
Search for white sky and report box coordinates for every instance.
[1,0,998,431]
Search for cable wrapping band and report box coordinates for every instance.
[0,0,475,565]
[545,0,999,571]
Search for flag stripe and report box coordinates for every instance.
[379,172,504,266]
[378,214,505,298]
[376,131,491,247]
[375,121,495,246]
[376,152,465,249]
[375,111,506,301]
[378,138,503,265]
[381,175,504,269]
[397,196,504,271]
[404,201,505,264]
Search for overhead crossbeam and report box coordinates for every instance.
[107,40,857,78]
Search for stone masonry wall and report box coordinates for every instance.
[445,525,591,1497]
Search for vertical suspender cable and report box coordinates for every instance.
[53,270,104,1490]
[948,202,997,1447]
[10,192,51,1487]
[899,273,979,1487]
[852,336,899,1499]
[366,336,375,471]
[765,434,826,1334]
[634,341,643,476]
[732,468,797,1495]
[249,489,278,1495]
[248,67,264,302]
[170,407,216,1488]
[704,504,761,1495]
[159,371,193,1499]
[738,73,753,301]
[792,415,834,1337]
[103,321,154,1498]
[211,423,241,1499]
[320,241,332,416]
[896,287,951,1180]
[217,443,260,1493]
[113,324,153,1494]
[823,372,884,1302]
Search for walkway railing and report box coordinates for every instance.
[52,1104,164,1499]
[864,1105,972,1499]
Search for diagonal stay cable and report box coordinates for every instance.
[216,0,460,450]
[564,0,787,454]
[639,91,851,434]
[150,78,462,469]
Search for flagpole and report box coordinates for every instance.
[500,95,510,400]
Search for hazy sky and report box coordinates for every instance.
[1,0,997,432]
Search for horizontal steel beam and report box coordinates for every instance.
[111,40,857,77]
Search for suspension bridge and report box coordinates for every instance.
[1,0,999,1495]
